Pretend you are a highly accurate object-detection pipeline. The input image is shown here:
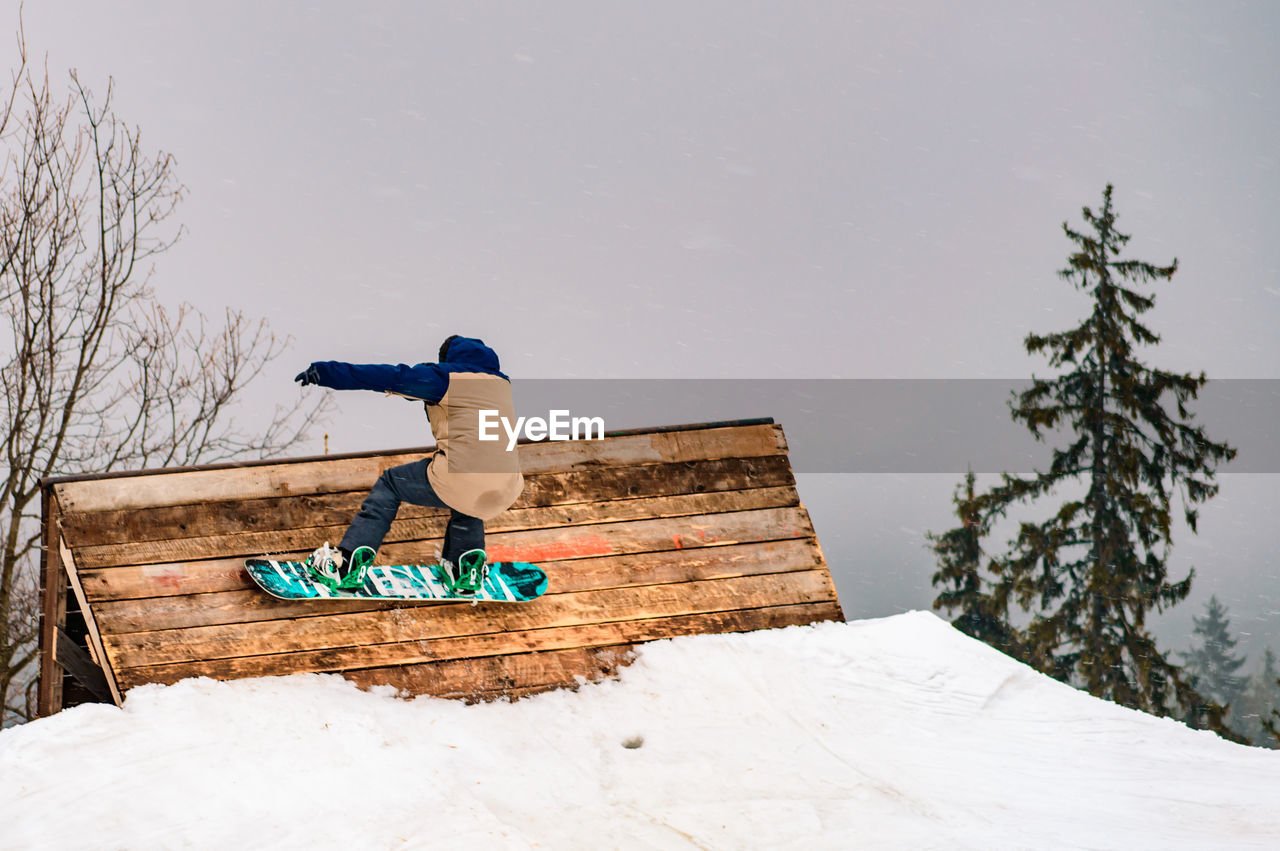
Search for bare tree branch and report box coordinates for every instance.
[0,18,327,726]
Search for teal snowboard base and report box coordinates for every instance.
[245,557,548,602]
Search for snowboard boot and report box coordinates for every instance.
[338,545,376,591]
[306,543,375,592]
[442,548,489,596]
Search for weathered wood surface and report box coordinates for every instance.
[117,602,843,690]
[79,558,253,600]
[71,487,802,569]
[43,421,842,706]
[340,646,638,700]
[75,493,807,603]
[107,570,837,669]
[90,540,824,631]
[59,455,794,546]
[54,423,787,513]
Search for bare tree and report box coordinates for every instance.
[1,25,328,724]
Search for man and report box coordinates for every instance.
[294,335,523,594]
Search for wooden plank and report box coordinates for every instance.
[57,537,122,706]
[43,419,773,489]
[62,491,375,548]
[116,601,843,689]
[105,570,837,669]
[380,505,813,566]
[534,537,823,594]
[71,486,801,569]
[519,453,793,509]
[90,539,826,632]
[61,677,106,707]
[38,489,66,717]
[79,557,253,600]
[54,627,113,703]
[515,423,787,475]
[54,451,426,515]
[94,589,399,634]
[340,646,637,698]
[53,423,785,513]
[59,455,795,547]
[461,685,573,703]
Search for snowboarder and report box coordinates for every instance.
[293,335,524,594]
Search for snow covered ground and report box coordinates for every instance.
[2,611,1279,849]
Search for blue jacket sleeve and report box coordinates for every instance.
[308,361,449,403]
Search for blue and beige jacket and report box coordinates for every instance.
[308,336,523,520]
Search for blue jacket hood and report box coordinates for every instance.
[441,336,501,372]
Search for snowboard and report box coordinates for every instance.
[245,556,548,602]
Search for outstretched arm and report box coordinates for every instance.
[295,361,449,403]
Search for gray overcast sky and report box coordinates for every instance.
[8,2,1279,658]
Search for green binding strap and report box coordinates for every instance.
[449,549,489,596]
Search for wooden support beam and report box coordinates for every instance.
[37,489,66,717]
[58,536,122,706]
[54,627,113,704]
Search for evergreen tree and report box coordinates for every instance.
[1181,595,1248,711]
[930,185,1238,737]
[1261,664,1280,748]
[928,471,1020,656]
[1235,648,1280,748]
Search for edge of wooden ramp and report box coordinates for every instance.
[38,420,843,714]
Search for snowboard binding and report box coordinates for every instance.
[305,543,375,592]
[445,548,489,597]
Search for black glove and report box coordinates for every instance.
[295,365,320,386]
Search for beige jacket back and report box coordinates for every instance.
[426,373,524,520]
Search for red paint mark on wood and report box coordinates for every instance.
[487,534,613,563]
[683,527,719,545]
[142,565,187,591]
[672,534,683,550]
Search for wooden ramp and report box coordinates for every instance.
[38,420,842,715]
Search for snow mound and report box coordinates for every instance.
[3,612,1279,849]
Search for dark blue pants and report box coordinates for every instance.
[339,458,483,565]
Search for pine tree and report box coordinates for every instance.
[930,185,1238,736]
[1235,648,1280,748]
[1181,596,1248,711]
[928,471,1020,656]
[1261,660,1280,748]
